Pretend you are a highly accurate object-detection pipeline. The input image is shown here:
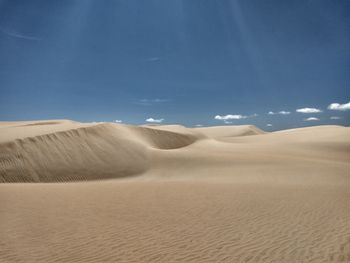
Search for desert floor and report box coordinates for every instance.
[1,120,350,262]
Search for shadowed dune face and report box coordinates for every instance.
[0,124,150,182]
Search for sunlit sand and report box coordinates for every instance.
[1,120,350,262]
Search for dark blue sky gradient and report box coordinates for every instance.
[0,0,349,130]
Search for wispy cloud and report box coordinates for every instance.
[146,117,164,123]
[304,117,320,121]
[330,116,342,120]
[268,111,290,115]
[0,26,41,41]
[214,114,247,120]
[195,124,203,127]
[114,120,122,123]
[266,124,273,127]
[327,101,350,111]
[296,108,322,113]
[279,111,290,115]
[134,98,168,106]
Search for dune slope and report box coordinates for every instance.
[0,121,199,182]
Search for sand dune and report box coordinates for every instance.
[0,121,200,182]
[1,120,350,262]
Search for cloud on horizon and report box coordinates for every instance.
[266,124,273,127]
[296,108,322,113]
[214,114,247,121]
[327,102,350,111]
[304,117,320,121]
[114,120,122,123]
[146,117,164,123]
[330,116,342,120]
[268,111,291,115]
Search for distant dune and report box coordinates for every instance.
[0,120,348,183]
[1,120,350,262]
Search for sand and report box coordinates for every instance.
[1,120,350,262]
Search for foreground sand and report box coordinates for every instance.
[1,120,350,262]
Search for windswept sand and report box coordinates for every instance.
[1,120,350,262]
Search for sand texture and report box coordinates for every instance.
[1,120,350,262]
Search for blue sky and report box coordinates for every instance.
[0,0,349,130]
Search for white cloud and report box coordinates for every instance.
[146,118,164,123]
[214,114,247,120]
[224,121,232,124]
[266,124,273,127]
[304,117,320,121]
[330,116,342,120]
[279,111,290,115]
[114,120,122,123]
[327,102,350,111]
[195,124,203,127]
[296,108,322,113]
[268,111,290,115]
